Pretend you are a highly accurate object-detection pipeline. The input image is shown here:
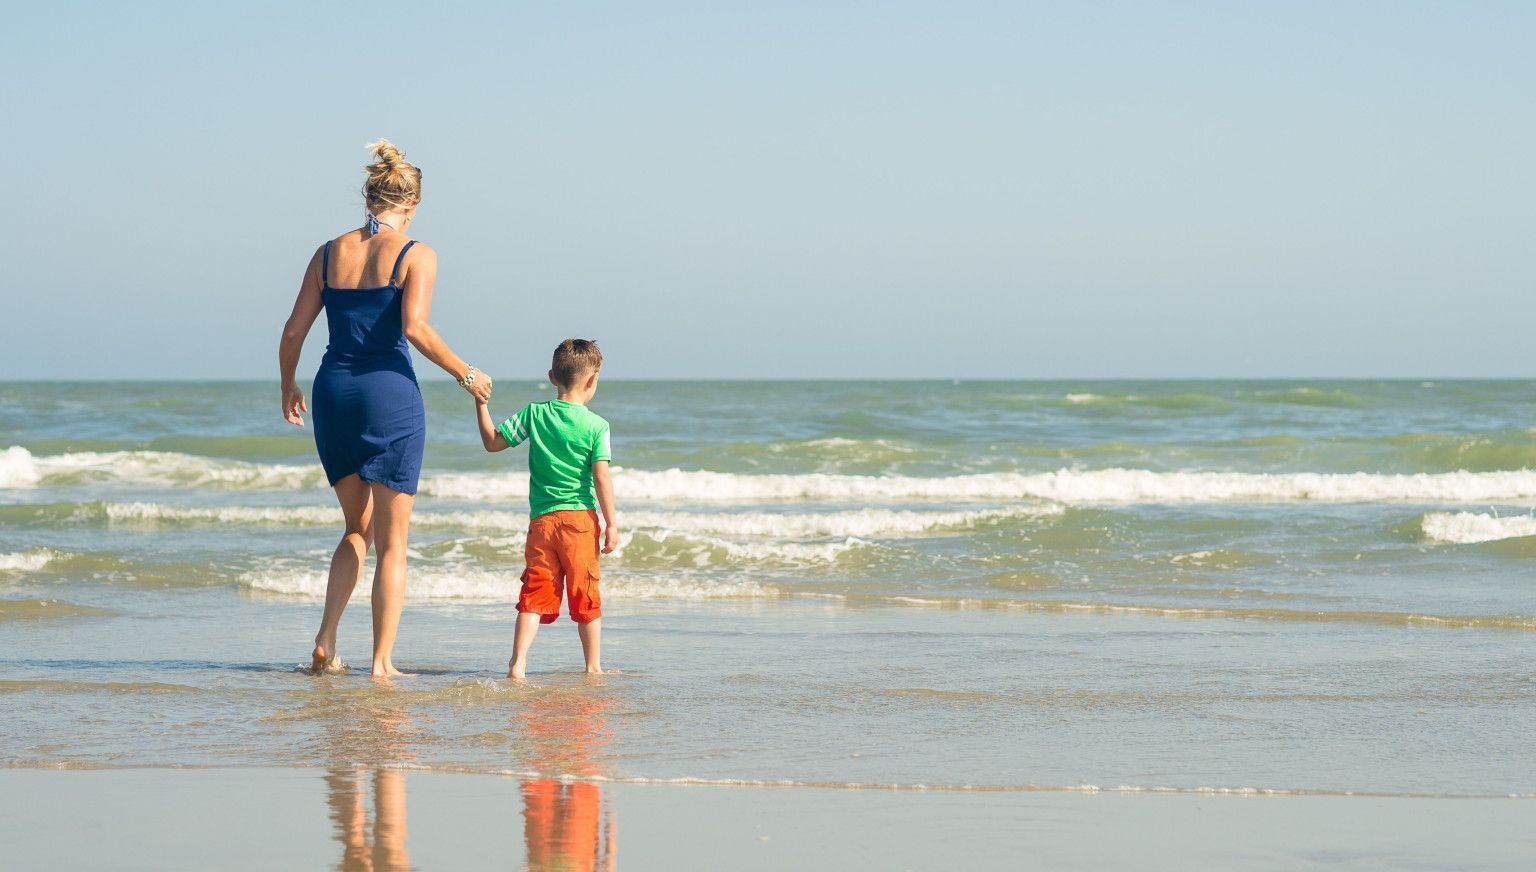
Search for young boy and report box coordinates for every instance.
[476,339,617,679]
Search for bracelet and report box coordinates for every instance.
[459,366,478,388]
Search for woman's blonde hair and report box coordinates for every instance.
[362,139,422,213]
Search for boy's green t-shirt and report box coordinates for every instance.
[497,400,612,518]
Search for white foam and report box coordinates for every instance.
[240,567,515,600]
[13,449,323,491]
[103,502,341,525]
[1419,511,1536,544]
[767,436,916,457]
[14,447,1536,506]
[430,466,1536,505]
[622,506,1057,538]
[239,568,773,601]
[1064,393,1106,404]
[0,549,60,572]
[625,530,872,566]
[0,446,41,488]
[86,503,1053,541]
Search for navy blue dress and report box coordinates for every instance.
[311,239,426,495]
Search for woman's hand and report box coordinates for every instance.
[282,383,308,427]
[465,370,493,403]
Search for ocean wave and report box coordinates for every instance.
[1,447,323,490]
[0,446,41,488]
[101,502,342,525]
[10,446,1536,505]
[1376,431,1536,473]
[1251,386,1365,408]
[0,549,62,572]
[1419,512,1536,545]
[30,502,1057,541]
[412,529,877,569]
[1056,392,1226,410]
[433,466,1536,504]
[620,530,873,567]
[622,506,1060,538]
[238,569,774,601]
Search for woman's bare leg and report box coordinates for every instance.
[313,475,374,672]
[372,768,411,870]
[369,482,415,677]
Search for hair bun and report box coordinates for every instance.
[361,139,422,211]
[366,139,406,168]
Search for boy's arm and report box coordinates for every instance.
[476,399,509,452]
[593,460,618,553]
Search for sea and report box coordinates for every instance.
[2,379,1535,801]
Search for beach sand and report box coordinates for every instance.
[3,768,1533,870]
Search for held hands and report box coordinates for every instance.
[602,525,619,554]
[281,384,308,426]
[463,369,493,403]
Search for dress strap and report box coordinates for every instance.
[321,241,332,289]
[390,240,417,286]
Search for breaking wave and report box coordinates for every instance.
[1419,512,1536,545]
[0,549,63,572]
[8,446,1536,505]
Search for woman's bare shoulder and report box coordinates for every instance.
[402,239,438,269]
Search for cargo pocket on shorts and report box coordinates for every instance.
[585,565,602,612]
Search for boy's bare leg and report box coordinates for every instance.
[313,475,373,673]
[578,618,602,674]
[369,482,415,677]
[508,611,543,680]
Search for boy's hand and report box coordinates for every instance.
[602,525,619,554]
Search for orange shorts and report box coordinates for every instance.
[520,509,602,624]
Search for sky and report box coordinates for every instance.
[2,1,1532,379]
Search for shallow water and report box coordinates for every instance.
[2,380,1534,798]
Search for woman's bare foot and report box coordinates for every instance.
[311,643,344,674]
[507,659,526,681]
[371,660,413,678]
[585,665,604,675]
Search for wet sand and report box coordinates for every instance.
[3,768,1532,870]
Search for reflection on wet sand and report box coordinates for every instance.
[320,684,417,871]
[326,768,411,872]
[516,679,617,872]
[315,677,618,871]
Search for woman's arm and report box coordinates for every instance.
[399,244,493,402]
[278,246,326,426]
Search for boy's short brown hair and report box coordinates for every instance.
[551,339,603,389]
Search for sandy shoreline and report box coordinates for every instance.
[4,768,1532,870]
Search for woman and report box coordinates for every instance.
[278,140,491,676]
